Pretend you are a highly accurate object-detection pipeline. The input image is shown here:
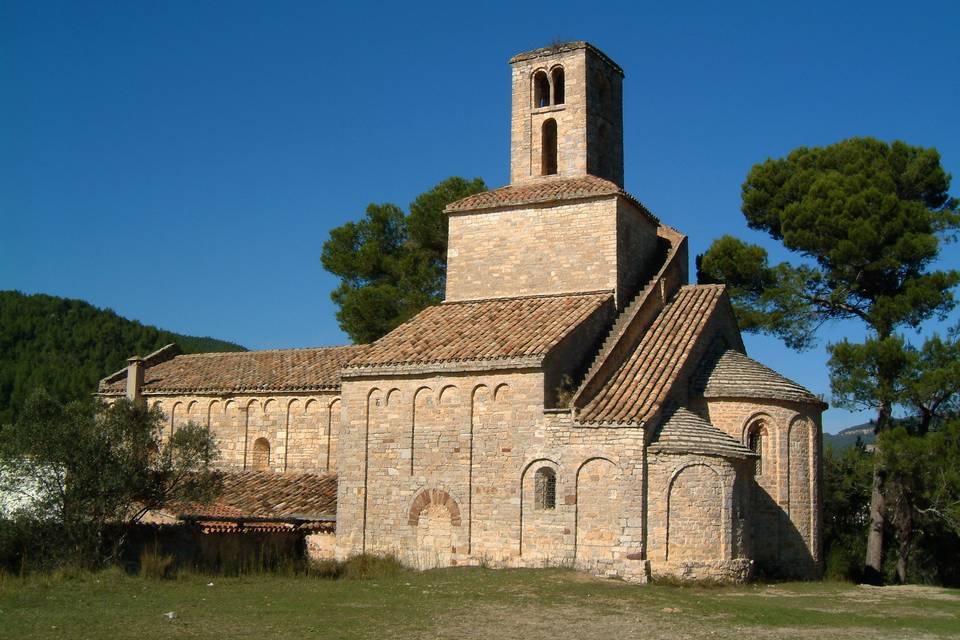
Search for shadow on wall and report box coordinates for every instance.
[751,487,818,580]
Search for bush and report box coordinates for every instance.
[307,554,407,580]
[139,548,176,580]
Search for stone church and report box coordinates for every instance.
[100,42,824,582]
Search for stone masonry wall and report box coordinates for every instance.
[616,198,659,304]
[334,370,648,581]
[645,452,752,582]
[509,46,623,185]
[511,47,588,182]
[446,199,619,302]
[689,397,823,579]
[149,392,341,474]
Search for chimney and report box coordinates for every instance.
[126,357,145,405]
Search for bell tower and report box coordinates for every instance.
[509,42,624,186]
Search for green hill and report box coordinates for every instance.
[823,422,877,452]
[0,290,245,424]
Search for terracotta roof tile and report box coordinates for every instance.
[648,405,755,459]
[444,175,656,222]
[692,347,825,406]
[346,292,613,369]
[577,285,725,425]
[174,471,337,521]
[99,345,366,394]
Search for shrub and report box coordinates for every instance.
[139,548,176,580]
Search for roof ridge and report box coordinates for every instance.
[174,344,364,358]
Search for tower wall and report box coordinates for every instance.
[446,197,620,302]
[509,43,624,186]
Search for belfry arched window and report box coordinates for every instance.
[746,422,767,476]
[252,437,270,471]
[534,467,556,510]
[533,70,550,108]
[551,66,565,105]
[541,118,558,176]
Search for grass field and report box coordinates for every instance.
[2,565,958,639]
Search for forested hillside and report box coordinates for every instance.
[823,423,877,452]
[0,291,245,424]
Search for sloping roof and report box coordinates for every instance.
[444,175,656,221]
[174,471,337,521]
[577,285,726,425]
[99,346,366,394]
[692,347,825,406]
[648,405,755,459]
[345,292,612,370]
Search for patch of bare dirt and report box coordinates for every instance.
[420,600,951,640]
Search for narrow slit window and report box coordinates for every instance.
[748,427,764,476]
[534,467,556,510]
[541,118,558,175]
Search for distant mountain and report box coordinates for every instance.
[0,291,245,424]
[823,422,877,452]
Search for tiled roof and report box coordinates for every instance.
[346,292,613,370]
[648,405,755,459]
[99,346,366,394]
[692,347,825,406]
[577,285,726,425]
[174,471,337,521]
[444,175,656,221]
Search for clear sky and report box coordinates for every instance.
[2,1,958,433]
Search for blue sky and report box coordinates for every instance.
[2,1,958,432]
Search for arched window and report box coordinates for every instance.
[534,467,556,510]
[252,437,270,471]
[551,66,564,105]
[533,70,550,108]
[541,118,558,176]
[746,422,766,476]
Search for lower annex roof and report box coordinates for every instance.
[99,345,367,395]
[648,405,756,459]
[156,471,337,534]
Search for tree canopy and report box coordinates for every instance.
[0,291,245,425]
[0,392,221,569]
[699,138,959,349]
[321,176,486,344]
[698,137,960,584]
